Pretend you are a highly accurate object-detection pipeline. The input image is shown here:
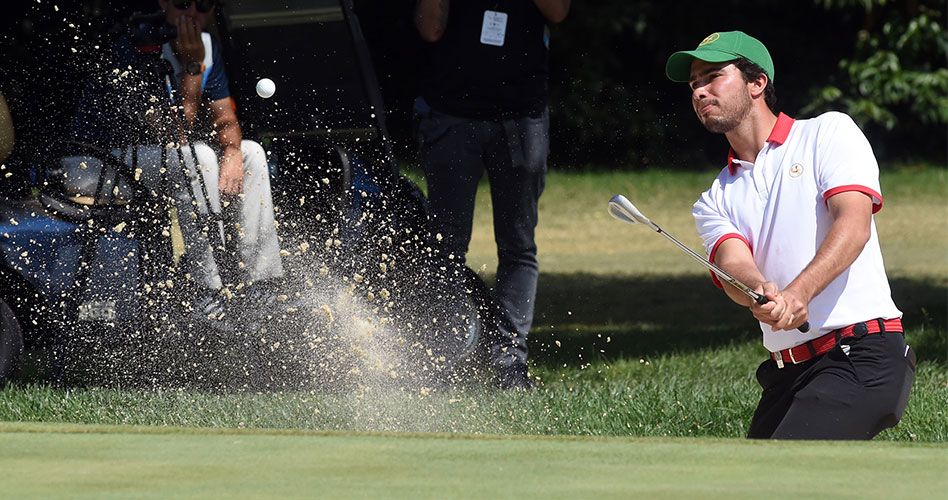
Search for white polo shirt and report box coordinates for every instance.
[693,111,901,352]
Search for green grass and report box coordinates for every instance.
[1,343,943,440]
[1,423,945,500]
[1,165,946,497]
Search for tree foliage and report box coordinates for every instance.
[543,0,947,167]
[804,0,947,158]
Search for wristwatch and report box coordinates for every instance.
[185,61,203,76]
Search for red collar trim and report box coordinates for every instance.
[767,112,795,145]
[727,148,739,175]
[727,113,796,175]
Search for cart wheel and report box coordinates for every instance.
[0,297,24,387]
[420,261,492,370]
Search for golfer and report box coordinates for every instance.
[666,31,914,439]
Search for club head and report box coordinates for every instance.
[608,194,655,228]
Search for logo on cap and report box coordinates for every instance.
[789,163,804,178]
[699,33,720,47]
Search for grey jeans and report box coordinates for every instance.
[415,99,549,367]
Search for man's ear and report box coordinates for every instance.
[749,74,768,99]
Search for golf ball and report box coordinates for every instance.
[256,78,275,98]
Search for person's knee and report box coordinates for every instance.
[521,139,548,175]
[497,244,538,268]
[240,140,269,176]
[494,218,538,255]
[241,140,265,162]
[191,142,220,174]
[519,113,550,174]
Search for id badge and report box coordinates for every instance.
[480,10,507,47]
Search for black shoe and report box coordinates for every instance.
[495,362,536,391]
[242,281,302,315]
[191,292,237,334]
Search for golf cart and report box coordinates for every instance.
[0,0,493,389]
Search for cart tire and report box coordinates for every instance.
[420,261,493,369]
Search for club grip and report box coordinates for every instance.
[755,295,810,333]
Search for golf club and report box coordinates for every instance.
[608,194,809,333]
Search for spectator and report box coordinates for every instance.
[70,0,284,332]
[413,0,570,389]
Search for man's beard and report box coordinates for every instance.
[698,90,753,134]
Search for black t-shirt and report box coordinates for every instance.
[420,0,550,121]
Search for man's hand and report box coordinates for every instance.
[415,0,449,42]
[533,0,570,23]
[775,285,810,331]
[750,283,809,332]
[219,148,244,196]
[169,14,205,128]
[749,282,784,327]
[171,15,205,66]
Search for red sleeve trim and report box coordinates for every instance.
[707,233,751,289]
[823,185,883,214]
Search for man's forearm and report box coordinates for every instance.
[722,279,756,307]
[215,119,241,158]
[713,239,767,307]
[415,0,449,42]
[207,97,242,159]
[533,0,570,23]
[178,74,204,130]
[213,111,245,195]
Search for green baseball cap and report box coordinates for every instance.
[665,31,774,83]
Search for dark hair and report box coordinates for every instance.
[734,57,777,112]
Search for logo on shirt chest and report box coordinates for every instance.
[788,163,805,178]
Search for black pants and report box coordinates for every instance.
[748,331,915,440]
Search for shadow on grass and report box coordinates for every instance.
[15,275,944,387]
[525,273,947,366]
